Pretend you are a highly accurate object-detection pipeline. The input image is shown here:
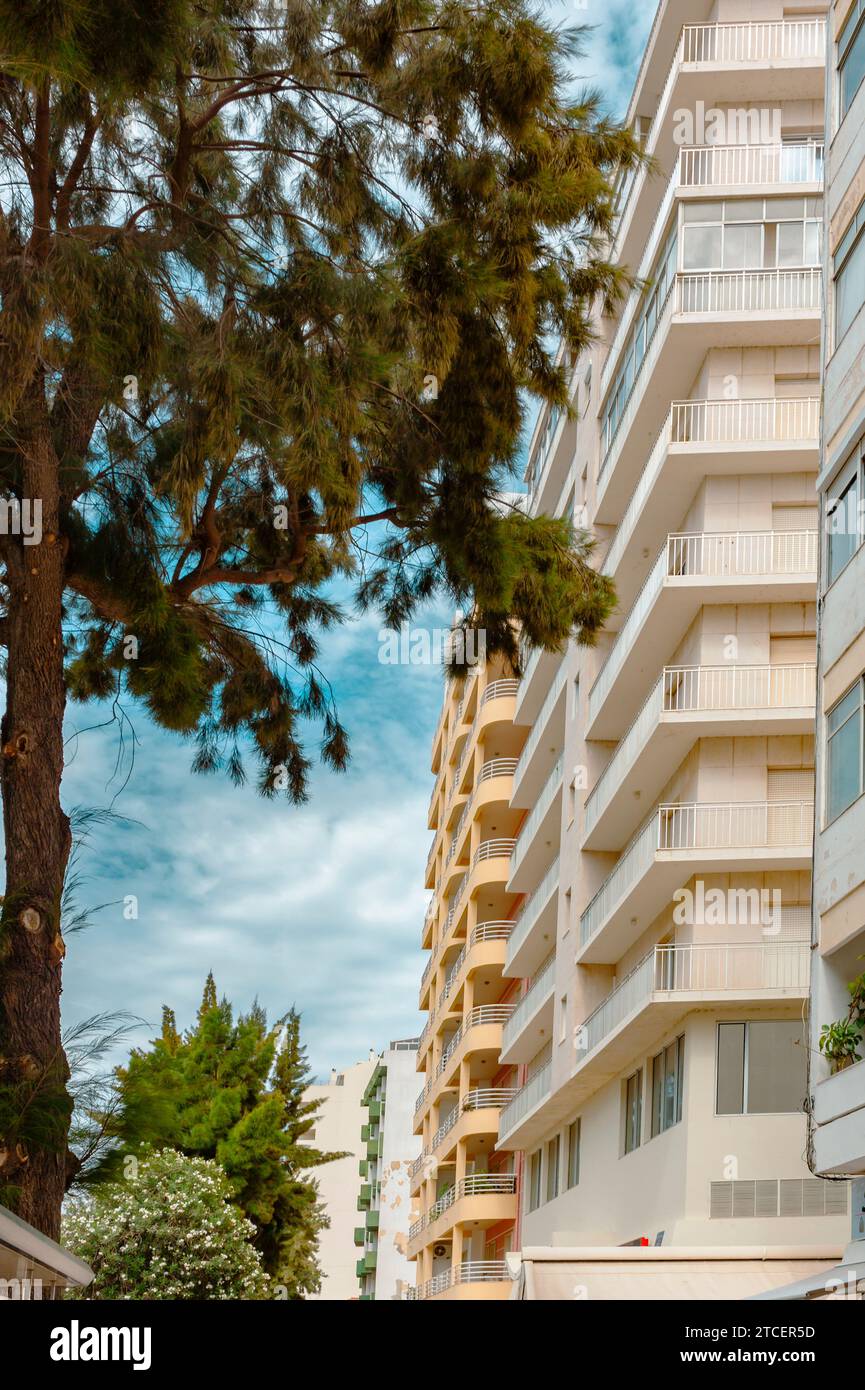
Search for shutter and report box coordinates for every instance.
[770,634,815,664]
[772,504,818,530]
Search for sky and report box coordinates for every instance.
[57,1,656,1083]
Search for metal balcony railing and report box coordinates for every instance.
[513,663,567,787]
[677,266,821,315]
[474,838,517,867]
[406,1260,512,1299]
[501,954,555,1053]
[473,920,514,944]
[580,800,813,948]
[679,142,824,188]
[575,940,810,1060]
[511,758,563,869]
[498,1061,552,1139]
[462,1087,520,1111]
[478,756,519,783]
[589,531,818,727]
[584,663,816,836]
[436,1006,514,1076]
[505,857,559,969]
[482,679,520,704]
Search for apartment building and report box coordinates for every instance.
[408,660,527,1300]
[304,1055,378,1300]
[410,0,855,1298]
[497,0,853,1253]
[355,1039,422,1300]
[809,0,865,1234]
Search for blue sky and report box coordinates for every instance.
[58,2,654,1081]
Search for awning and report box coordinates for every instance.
[748,1253,865,1300]
[512,1246,844,1301]
[0,1204,93,1295]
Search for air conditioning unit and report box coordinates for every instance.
[433,1243,450,1258]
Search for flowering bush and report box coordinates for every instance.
[63,1149,273,1299]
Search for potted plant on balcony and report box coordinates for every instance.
[819,1017,864,1073]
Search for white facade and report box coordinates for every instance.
[357,1041,422,1300]
[810,0,865,1217]
[305,1055,377,1300]
[494,0,851,1255]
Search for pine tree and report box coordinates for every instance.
[104,980,339,1297]
[0,0,642,1234]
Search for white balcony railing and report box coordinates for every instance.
[505,857,559,968]
[498,1060,552,1138]
[677,266,821,315]
[478,757,519,784]
[589,530,818,727]
[482,678,520,705]
[474,838,517,867]
[576,940,810,1060]
[511,757,563,868]
[406,1260,512,1299]
[501,954,555,1053]
[513,662,567,789]
[437,1005,514,1076]
[462,1087,520,1111]
[605,395,820,578]
[679,142,823,188]
[584,663,816,837]
[681,17,825,64]
[580,800,813,948]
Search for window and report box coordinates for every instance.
[566,1120,580,1189]
[834,196,865,344]
[559,995,568,1044]
[716,1021,806,1114]
[651,1036,684,1138]
[624,1070,642,1154]
[545,1137,560,1203]
[827,679,864,822]
[827,464,862,582]
[681,198,822,273]
[840,0,865,119]
[528,1150,542,1212]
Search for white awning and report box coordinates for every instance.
[512,1245,844,1301]
[0,1204,93,1292]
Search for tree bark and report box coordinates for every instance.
[0,404,71,1239]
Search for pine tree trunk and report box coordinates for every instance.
[0,412,71,1239]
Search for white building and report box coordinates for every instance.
[304,1055,377,1300]
[356,1040,422,1299]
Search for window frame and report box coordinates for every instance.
[623,1069,642,1155]
[715,1020,808,1116]
[650,1034,685,1139]
[833,194,865,347]
[825,441,865,588]
[825,676,865,825]
[528,1149,542,1213]
[545,1135,560,1204]
[839,0,865,123]
[566,1119,580,1189]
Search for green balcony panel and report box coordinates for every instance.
[357,1184,371,1211]
[356,1258,365,1279]
[358,1158,368,1178]
[366,1210,380,1231]
[353,1227,365,1246]
[363,1250,377,1273]
[368,1099,382,1121]
[359,1293,374,1301]
[360,1124,370,1143]
[366,1136,380,1159]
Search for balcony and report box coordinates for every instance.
[410,1175,518,1253]
[813,1058,865,1176]
[505,856,560,980]
[579,800,813,965]
[437,1005,514,1086]
[405,1260,512,1301]
[508,757,563,892]
[583,664,816,852]
[497,1060,552,1149]
[512,662,567,809]
[499,954,555,1064]
[599,395,820,586]
[587,530,818,740]
[679,142,823,192]
[611,18,825,280]
[598,269,821,526]
[500,940,810,1149]
[410,1087,520,1193]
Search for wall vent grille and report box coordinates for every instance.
[710,1178,848,1219]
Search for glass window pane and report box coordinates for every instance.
[663,1042,677,1130]
[764,197,802,220]
[746,1021,806,1113]
[837,232,865,341]
[827,474,860,581]
[724,198,764,221]
[717,1022,745,1114]
[841,19,865,117]
[777,221,805,267]
[651,1053,663,1137]
[567,1120,580,1188]
[546,1137,559,1201]
[828,701,862,820]
[804,221,820,266]
[683,224,722,269]
[684,201,723,222]
[676,1035,685,1123]
[828,683,861,736]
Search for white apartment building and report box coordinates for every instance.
[492,0,852,1253]
[355,1040,422,1300]
[304,1055,377,1300]
[809,0,865,1243]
